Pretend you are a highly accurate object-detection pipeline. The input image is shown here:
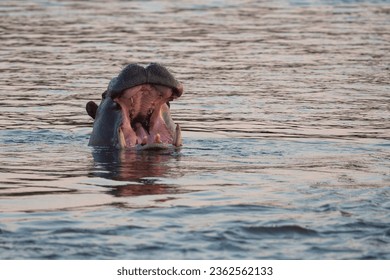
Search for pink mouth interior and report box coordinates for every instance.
[114,84,179,148]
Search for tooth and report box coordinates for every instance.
[155,133,161,143]
[118,127,126,149]
[141,136,147,145]
[174,124,182,147]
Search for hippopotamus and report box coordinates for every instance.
[86,63,183,150]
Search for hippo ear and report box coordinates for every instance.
[86,101,98,119]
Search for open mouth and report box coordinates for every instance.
[114,83,182,149]
[87,63,183,149]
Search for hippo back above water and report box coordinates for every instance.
[86,63,183,150]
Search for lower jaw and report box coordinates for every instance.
[117,127,174,150]
[135,142,170,151]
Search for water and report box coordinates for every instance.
[0,0,389,259]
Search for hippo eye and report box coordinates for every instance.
[112,101,121,110]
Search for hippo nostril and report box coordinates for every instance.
[172,84,183,97]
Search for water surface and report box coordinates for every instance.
[0,0,389,259]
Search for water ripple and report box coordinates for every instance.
[0,0,389,259]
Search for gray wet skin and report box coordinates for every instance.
[86,63,183,150]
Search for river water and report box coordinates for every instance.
[0,0,389,259]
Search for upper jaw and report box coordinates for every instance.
[108,63,184,100]
[114,84,182,149]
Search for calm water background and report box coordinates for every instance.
[0,0,389,259]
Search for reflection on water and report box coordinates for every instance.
[0,0,389,259]
[91,148,183,197]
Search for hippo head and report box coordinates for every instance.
[86,63,183,150]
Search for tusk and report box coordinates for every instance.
[154,133,162,143]
[117,127,126,149]
[174,123,182,147]
[141,136,148,145]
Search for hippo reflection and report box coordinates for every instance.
[91,147,182,197]
[86,63,183,150]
